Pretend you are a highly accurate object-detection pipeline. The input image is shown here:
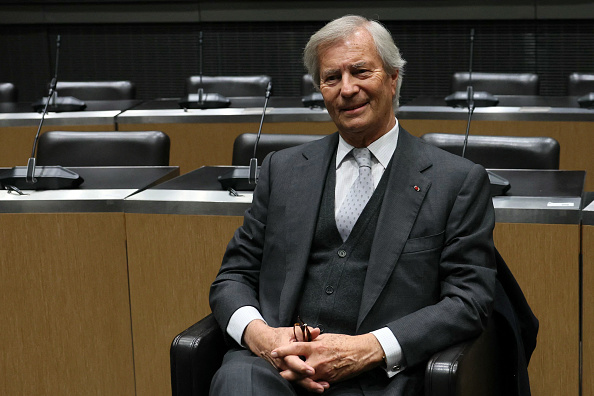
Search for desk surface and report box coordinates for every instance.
[0,100,143,114]
[399,95,594,121]
[126,167,584,223]
[0,166,179,213]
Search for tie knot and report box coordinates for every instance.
[352,148,372,168]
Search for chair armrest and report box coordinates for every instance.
[425,320,499,396]
[170,314,227,396]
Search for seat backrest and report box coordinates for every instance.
[301,74,317,96]
[0,82,17,102]
[232,133,326,165]
[451,72,540,95]
[567,73,594,96]
[36,131,170,167]
[54,81,136,101]
[186,75,271,97]
[421,133,560,169]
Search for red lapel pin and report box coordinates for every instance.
[413,185,420,192]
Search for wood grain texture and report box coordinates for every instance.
[119,121,337,173]
[494,222,581,396]
[583,225,594,396]
[400,119,594,190]
[0,213,135,396]
[125,213,243,396]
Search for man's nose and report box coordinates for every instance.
[340,74,359,97]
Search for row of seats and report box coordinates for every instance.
[34,130,560,172]
[2,72,594,103]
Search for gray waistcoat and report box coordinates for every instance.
[295,153,391,335]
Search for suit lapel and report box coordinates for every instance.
[357,129,433,329]
[278,133,338,325]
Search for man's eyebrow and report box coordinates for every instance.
[321,62,369,78]
[321,68,340,78]
[350,61,367,69]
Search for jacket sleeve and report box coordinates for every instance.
[209,153,274,334]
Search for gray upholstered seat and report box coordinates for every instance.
[231,133,326,166]
[451,72,540,96]
[37,131,170,167]
[186,75,271,97]
[54,81,136,101]
[421,133,560,169]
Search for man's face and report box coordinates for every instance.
[318,28,398,147]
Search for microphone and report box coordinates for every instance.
[31,35,86,112]
[445,29,498,108]
[577,92,594,108]
[218,82,272,191]
[179,31,230,109]
[450,29,510,196]
[0,35,84,190]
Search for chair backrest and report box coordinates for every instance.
[301,74,317,96]
[37,131,170,167]
[421,133,560,169]
[451,72,540,95]
[567,73,594,96]
[186,75,271,97]
[232,133,326,166]
[0,82,17,102]
[54,81,136,101]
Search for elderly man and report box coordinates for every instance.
[209,15,496,396]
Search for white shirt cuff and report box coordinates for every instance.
[226,306,266,347]
[371,327,406,377]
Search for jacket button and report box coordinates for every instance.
[337,249,347,258]
[325,285,334,294]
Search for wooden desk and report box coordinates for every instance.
[0,167,179,396]
[0,212,135,396]
[582,202,594,396]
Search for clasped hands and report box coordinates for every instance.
[243,319,384,394]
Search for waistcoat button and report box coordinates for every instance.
[337,249,347,258]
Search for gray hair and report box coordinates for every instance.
[303,15,406,107]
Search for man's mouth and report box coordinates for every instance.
[341,102,368,112]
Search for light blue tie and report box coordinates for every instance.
[336,148,374,241]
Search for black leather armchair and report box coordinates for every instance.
[451,72,540,96]
[186,75,272,97]
[421,133,560,170]
[36,130,170,167]
[232,132,326,166]
[170,313,500,396]
[0,82,17,102]
[54,81,136,101]
[567,72,594,96]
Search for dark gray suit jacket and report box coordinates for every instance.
[210,128,497,392]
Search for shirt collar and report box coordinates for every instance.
[336,118,400,169]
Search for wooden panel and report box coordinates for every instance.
[125,213,243,396]
[494,222,580,396]
[400,119,594,190]
[119,121,336,174]
[583,225,594,396]
[0,213,134,396]
[0,124,116,168]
